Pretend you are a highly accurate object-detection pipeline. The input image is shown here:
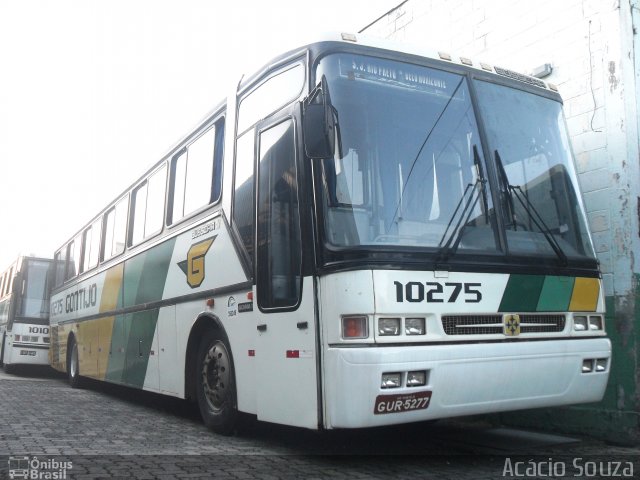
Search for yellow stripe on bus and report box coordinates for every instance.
[91,264,124,379]
[100,263,124,312]
[569,277,600,312]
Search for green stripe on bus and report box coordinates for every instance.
[105,314,130,383]
[536,275,574,311]
[123,238,176,307]
[123,309,160,387]
[498,274,545,312]
[106,238,176,388]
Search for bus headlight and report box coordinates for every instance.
[405,318,426,335]
[381,372,402,389]
[589,315,603,331]
[582,359,594,373]
[378,318,400,336]
[596,358,608,372]
[574,316,588,331]
[406,370,427,387]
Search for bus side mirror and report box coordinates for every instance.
[303,77,336,159]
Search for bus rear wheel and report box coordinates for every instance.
[195,331,237,435]
[67,337,83,388]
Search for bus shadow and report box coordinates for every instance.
[49,374,582,456]
[1,364,64,379]
[68,375,203,423]
[53,373,459,453]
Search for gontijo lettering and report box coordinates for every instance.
[50,283,98,316]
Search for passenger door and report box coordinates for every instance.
[254,117,319,428]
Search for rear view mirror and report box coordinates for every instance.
[303,76,336,159]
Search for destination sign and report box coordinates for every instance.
[338,55,454,93]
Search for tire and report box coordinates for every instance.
[195,330,238,435]
[67,337,83,388]
[1,333,14,373]
[0,332,5,367]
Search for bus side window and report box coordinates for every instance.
[256,119,301,309]
[81,218,102,273]
[131,165,167,246]
[103,196,128,261]
[169,119,223,225]
[54,251,65,288]
[65,236,81,281]
[237,64,304,134]
[233,131,256,267]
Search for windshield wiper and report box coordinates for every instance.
[495,150,518,229]
[437,146,487,261]
[494,150,568,266]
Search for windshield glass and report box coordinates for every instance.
[315,54,497,253]
[473,80,596,260]
[20,259,51,320]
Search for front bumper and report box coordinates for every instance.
[323,337,611,428]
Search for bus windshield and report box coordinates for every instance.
[314,53,595,264]
[19,259,51,321]
[473,80,595,260]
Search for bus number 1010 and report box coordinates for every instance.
[394,281,482,303]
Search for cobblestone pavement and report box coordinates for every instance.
[0,367,638,479]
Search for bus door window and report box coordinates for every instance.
[233,62,305,273]
[256,119,301,310]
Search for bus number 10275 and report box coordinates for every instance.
[394,281,482,303]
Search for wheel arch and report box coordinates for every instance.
[184,313,230,401]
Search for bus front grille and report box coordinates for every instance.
[441,314,566,335]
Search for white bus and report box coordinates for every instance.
[49,33,611,434]
[0,256,53,373]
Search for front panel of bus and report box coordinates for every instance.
[2,258,52,367]
[306,45,610,428]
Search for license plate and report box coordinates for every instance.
[19,350,36,356]
[374,390,432,415]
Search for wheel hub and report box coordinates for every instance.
[201,341,230,411]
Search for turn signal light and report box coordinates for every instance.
[342,315,368,339]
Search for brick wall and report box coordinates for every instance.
[363,0,640,443]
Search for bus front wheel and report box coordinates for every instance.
[195,331,237,435]
[67,337,83,388]
[0,332,5,367]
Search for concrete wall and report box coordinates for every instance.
[363,0,640,443]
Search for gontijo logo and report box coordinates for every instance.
[178,236,216,288]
